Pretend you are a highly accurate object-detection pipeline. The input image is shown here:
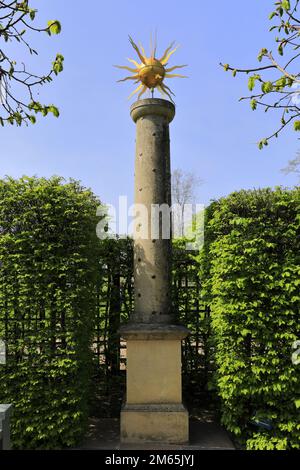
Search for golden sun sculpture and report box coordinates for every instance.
[115,36,187,102]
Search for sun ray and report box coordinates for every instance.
[138,85,147,99]
[127,58,140,68]
[158,41,175,63]
[114,65,138,73]
[161,82,175,96]
[127,82,143,100]
[139,42,146,58]
[160,82,175,102]
[165,64,187,73]
[157,85,167,97]
[154,29,157,58]
[165,73,188,78]
[129,36,146,64]
[160,45,180,65]
[150,29,157,59]
[117,75,139,82]
[150,32,153,59]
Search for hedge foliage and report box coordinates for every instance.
[200,187,300,450]
[1,177,298,451]
[0,176,101,449]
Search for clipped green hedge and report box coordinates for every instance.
[201,187,300,450]
[0,176,100,449]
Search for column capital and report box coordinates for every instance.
[130,98,175,124]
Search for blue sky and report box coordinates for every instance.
[1,0,299,210]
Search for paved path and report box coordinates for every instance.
[77,417,235,450]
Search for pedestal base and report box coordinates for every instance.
[119,324,189,445]
[121,404,189,445]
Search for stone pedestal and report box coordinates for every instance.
[0,404,12,450]
[120,324,189,444]
[120,99,189,445]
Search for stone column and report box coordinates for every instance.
[120,99,189,445]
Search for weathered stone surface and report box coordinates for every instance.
[0,404,12,450]
[126,339,182,404]
[120,98,189,445]
[130,98,175,124]
[119,323,189,341]
[120,330,189,443]
[121,405,189,445]
[131,99,175,324]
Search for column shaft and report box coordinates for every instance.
[133,107,173,324]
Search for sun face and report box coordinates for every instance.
[138,58,165,88]
[115,36,187,102]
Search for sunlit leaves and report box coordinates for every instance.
[52,54,64,75]
[47,20,62,36]
[29,9,36,21]
[282,0,291,10]
[201,187,300,450]
[258,138,269,149]
[221,1,300,148]
[262,81,273,93]
[275,76,287,89]
[294,120,300,130]
[278,43,284,56]
[0,3,63,126]
[49,105,60,118]
[257,48,268,62]
[0,177,101,449]
[28,115,36,124]
[248,74,261,91]
[28,101,60,119]
[251,98,257,110]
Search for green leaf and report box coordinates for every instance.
[248,74,260,91]
[278,43,284,56]
[282,0,290,10]
[29,9,36,21]
[52,54,64,75]
[276,77,286,89]
[294,120,300,131]
[49,106,60,118]
[262,81,273,93]
[14,112,22,125]
[251,99,257,110]
[258,138,268,149]
[47,20,62,35]
[257,48,268,62]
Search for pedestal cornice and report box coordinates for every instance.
[119,323,190,341]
